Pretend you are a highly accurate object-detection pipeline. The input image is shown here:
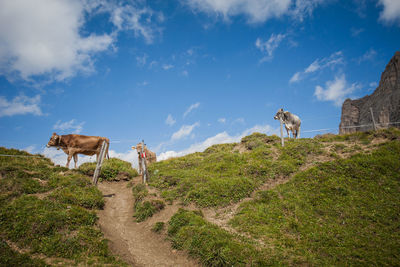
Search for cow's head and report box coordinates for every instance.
[47,133,60,147]
[274,108,284,120]
[132,143,144,155]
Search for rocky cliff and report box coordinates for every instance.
[339,51,400,134]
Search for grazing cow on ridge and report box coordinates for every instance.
[46,133,109,168]
[274,108,301,139]
[132,143,157,175]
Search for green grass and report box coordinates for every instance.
[158,129,400,266]
[148,133,323,207]
[0,239,49,267]
[131,183,165,222]
[152,222,165,233]
[48,183,104,209]
[229,141,400,266]
[316,127,400,143]
[79,157,138,181]
[168,209,271,266]
[0,147,68,204]
[134,200,165,222]
[0,147,128,266]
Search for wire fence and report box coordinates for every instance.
[1,120,400,158]
[0,154,47,158]
[302,121,400,134]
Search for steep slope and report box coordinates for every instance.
[2,129,399,266]
[97,178,198,267]
[147,129,400,266]
[340,51,400,133]
[0,149,129,266]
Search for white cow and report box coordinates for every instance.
[274,108,301,139]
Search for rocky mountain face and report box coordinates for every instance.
[339,51,400,134]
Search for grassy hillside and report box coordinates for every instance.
[0,148,129,266]
[1,129,399,266]
[148,134,323,207]
[149,129,400,266]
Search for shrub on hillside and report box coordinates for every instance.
[134,200,165,222]
[241,132,280,150]
[152,222,165,233]
[79,158,138,181]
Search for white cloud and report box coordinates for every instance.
[108,149,139,168]
[185,0,291,23]
[171,122,200,140]
[369,82,378,88]
[158,123,278,160]
[289,72,301,83]
[218,118,226,123]
[0,0,162,82]
[0,94,43,117]
[165,114,176,126]
[42,147,139,169]
[23,145,36,154]
[357,48,377,64]
[351,27,364,37]
[109,4,163,44]
[181,70,189,76]
[314,74,360,106]
[233,117,245,125]
[0,0,113,81]
[53,119,85,134]
[291,0,325,21]
[183,102,200,117]
[378,0,400,24]
[185,0,325,23]
[304,60,321,73]
[162,64,174,70]
[289,51,344,83]
[368,81,378,92]
[255,33,286,62]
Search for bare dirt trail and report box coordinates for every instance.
[97,179,199,267]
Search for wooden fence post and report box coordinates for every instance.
[140,140,149,184]
[93,141,108,185]
[280,118,285,147]
[370,107,377,131]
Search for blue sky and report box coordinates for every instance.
[1,0,399,167]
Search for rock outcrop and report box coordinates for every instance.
[339,51,400,134]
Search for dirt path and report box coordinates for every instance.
[97,179,199,267]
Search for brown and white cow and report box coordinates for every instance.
[131,143,157,175]
[47,133,109,168]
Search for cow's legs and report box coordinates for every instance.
[66,153,72,168]
[286,128,290,138]
[296,127,300,139]
[138,156,143,175]
[73,154,78,168]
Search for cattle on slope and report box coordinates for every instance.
[131,143,157,175]
[46,133,109,168]
[274,108,301,139]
